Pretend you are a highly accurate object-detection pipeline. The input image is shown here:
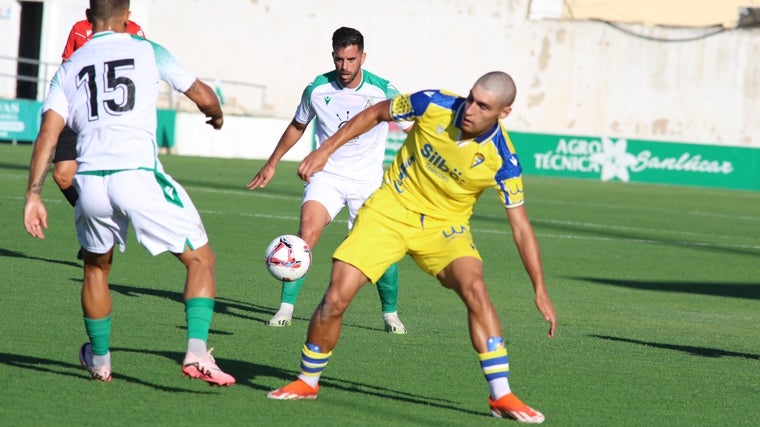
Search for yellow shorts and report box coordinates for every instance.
[333,195,481,283]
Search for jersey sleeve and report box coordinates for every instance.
[389,90,447,122]
[293,80,319,125]
[493,132,525,208]
[150,41,196,92]
[42,67,69,121]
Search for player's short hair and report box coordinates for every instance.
[476,71,517,107]
[89,0,130,21]
[332,27,364,51]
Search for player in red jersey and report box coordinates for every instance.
[61,18,145,61]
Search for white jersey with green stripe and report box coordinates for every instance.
[43,31,196,173]
[294,69,404,182]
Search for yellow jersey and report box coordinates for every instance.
[366,89,525,222]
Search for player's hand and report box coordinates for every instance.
[206,116,223,130]
[247,162,276,190]
[23,198,48,239]
[297,149,329,182]
[535,292,557,337]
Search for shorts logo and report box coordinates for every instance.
[153,171,184,208]
[442,225,466,238]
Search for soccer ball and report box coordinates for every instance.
[264,235,312,282]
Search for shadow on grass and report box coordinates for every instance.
[590,335,760,361]
[0,161,29,171]
[574,277,760,300]
[0,247,81,268]
[471,211,760,258]
[104,282,388,333]
[112,348,474,414]
[1,348,479,415]
[0,351,214,393]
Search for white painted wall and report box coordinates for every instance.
[4,0,759,152]
[173,113,311,161]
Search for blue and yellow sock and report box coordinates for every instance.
[297,342,332,388]
[479,337,511,399]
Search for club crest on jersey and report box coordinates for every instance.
[336,110,350,128]
[472,153,485,168]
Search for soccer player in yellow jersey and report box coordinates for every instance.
[268,71,557,423]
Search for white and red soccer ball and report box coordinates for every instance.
[264,235,312,282]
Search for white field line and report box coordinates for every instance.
[3,185,758,251]
[197,208,760,251]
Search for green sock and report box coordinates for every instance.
[83,315,111,356]
[185,297,214,341]
[281,276,306,305]
[376,263,399,314]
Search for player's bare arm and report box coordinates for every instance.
[297,100,391,181]
[247,120,308,190]
[506,205,557,337]
[24,111,65,238]
[183,79,223,129]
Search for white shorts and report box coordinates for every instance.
[74,169,208,255]
[302,173,381,230]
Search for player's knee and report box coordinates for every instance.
[321,291,352,316]
[459,281,491,305]
[181,246,216,271]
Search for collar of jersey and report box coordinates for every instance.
[91,31,116,39]
[336,69,364,92]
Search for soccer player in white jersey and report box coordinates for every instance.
[247,27,410,333]
[23,0,234,386]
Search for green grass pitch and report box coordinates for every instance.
[1,143,758,426]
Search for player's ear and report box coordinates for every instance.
[360,51,366,65]
[122,9,130,28]
[498,105,512,119]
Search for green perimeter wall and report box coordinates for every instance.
[6,97,757,192]
[0,99,176,148]
[384,127,759,192]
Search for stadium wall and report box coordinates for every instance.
[1,0,758,188]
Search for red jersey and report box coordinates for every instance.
[61,19,145,60]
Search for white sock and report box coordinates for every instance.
[298,373,320,388]
[382,311,399,320]
[92,352,111,368]
[489,377,512,400]
[276,303,294,317]
[187,338,207,357]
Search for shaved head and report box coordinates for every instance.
[474,71,517,107]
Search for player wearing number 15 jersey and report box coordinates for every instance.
[24,0,233,387]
